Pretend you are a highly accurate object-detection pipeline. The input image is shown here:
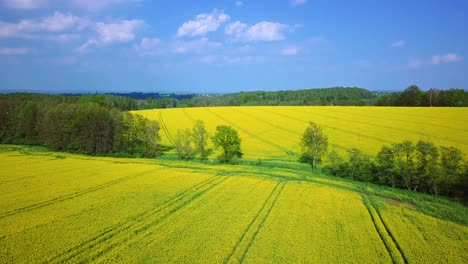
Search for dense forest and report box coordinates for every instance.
[178,87,376,107]
[376,85,468,106]
[127,86,468,108]
[0,93,161,157]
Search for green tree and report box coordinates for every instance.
[453,162,468,203]
[113,113,161,157]
[38,103,78,151]
[377,145,399,187]
[15,100,39,143]
[347,148,373,181]
[174,128,195,160]
[438,146,464,195]
[74,103,116,155]
[192,120,210,160]
[393,141,416,190]
[328,150,343,166]
[415,140,439,193]
[321,150,343,176]
[401,85,423,106]
[301,122,328,169]
[439,89,468,106]
[211,125,242,163]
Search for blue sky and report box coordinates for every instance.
[0,0,466,93]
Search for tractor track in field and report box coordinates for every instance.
[233,108,300,136]
[361,194,408,264]
[291,108,468,147]
[182,109,213,137]
[232,108,351,152]
[204,108,295,156]
[182,108,197,123]
[224,181,285,264]
[47,176,228,264]
[0,168,161,220]
[369,197,409,264]
[259,108,396,145]
[158,111,175,144]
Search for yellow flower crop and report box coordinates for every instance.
[135,106,468,161]
[1,146,466,263]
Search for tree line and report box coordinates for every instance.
[0,92,245,162]
[126,86,467,108]
[17,85,465,110]
[300,123,467,203]
[376,85,467,106]
[178,87,375,107]
[0,93,161,157]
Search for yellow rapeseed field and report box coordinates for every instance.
[135,106,468,161]
[1,146,467,263]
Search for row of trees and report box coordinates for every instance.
[376,85,467,106]
[323,142,467,201]
[121,86,467,109]
[300,123,467,202]
[173,120,243,163]
[0,93,161,157]
[0,93,246,161]
[178,87,376,107]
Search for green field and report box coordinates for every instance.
[1,146,467,263]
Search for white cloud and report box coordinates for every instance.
[36,12,88,32]
[225,21,247,39]
[0,12,147,53]
[177,9,230,37]
[0,47,32,55]
[431,53,463,64]
[95,20,144,43]
[77,19,145,52]
[134,37,163,56]
[248,22,288,41]
[0,12,88,38]
[391,40,405,48]
[235,1,243,7]
[0,22,18,38]
[4,0,48,9]
[226,21,288,42]
[4,0,142,11]
[407,53,463,69]
[281,46,300,55]
[291,0,308,6]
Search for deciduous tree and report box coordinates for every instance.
[174,128,195,160]
[211,125,242,163]
[192,120,210,160]
[301,122,328,169]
